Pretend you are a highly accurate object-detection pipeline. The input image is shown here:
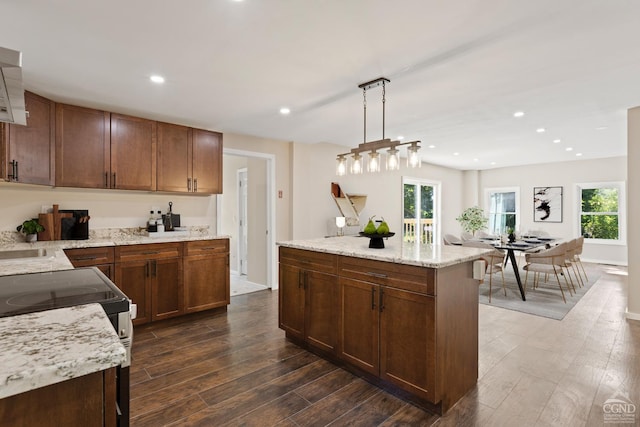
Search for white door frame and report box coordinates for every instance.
[402,176,441,245]
[218,148,277,289]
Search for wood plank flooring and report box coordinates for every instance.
[130,263,639,426]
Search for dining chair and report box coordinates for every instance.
[563,238,583,289]
[443,233,463,245]
[460,231,474,241]
[522,242,572,303]
[573,236,588,282]
[462,241,506,302]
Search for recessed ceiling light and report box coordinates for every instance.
[453,152,460,156]
[536,128,546,133]
[279,107,290,115]
[490,161,496,165]
[576,153,583,157]
[150,75,165,84]
[397,135,404,140]
[428,144,436,149]
[553,139,561,143]
[596,126,608,130]
[566,147,573,152]
[513,111,524,118]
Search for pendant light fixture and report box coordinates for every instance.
[336,77,421,176]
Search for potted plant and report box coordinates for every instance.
[16,219,45,242]
[455,206,488,236]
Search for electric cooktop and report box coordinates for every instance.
[0,267,129,318]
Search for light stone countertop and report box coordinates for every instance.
[0,303,126,399]
[277,236,492,268]
[0,228,230,276]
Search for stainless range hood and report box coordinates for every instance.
[0,47,26,126]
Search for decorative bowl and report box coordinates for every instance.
[359,232,395,248]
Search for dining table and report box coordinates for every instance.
[482,237,557,301]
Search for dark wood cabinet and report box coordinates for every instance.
[110,113,156,191]
[157,122,222,194]
[1,91,55,185]
[0,368,117,427]
[114,242,183,325]
[279,248,478,414]
[64,247,115,281]
[183,239,230,313]
[55,103,110,188]
[279,247,338,354]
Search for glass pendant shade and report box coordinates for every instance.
[368,151,380,172]
[336,155,347,176]
[351,153,363,174]
[386,147,400,171]
[407,144,422,168]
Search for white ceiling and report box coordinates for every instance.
[2,0,639,170]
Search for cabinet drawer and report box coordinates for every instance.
[184,239,229,256]
[279,247,337,275]
[64,246,114,267]
[115,242,182,262]
[338,255,435,295]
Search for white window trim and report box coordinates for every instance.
[575,181,626,246]
[484,186,520,234]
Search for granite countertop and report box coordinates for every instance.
[277,236,492,268]
[0,303,126,399]
[0,228,230,276]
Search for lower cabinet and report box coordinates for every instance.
[64,247,115,280]
[279,247,338,354]
[114,242,183,325]
[183,239,230,313]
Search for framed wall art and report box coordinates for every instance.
[533,186,563,222]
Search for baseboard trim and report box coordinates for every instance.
[625,308,640,322]
[581,258,628,267]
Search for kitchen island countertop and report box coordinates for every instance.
[277,236,491,269]
[0,303,126,399]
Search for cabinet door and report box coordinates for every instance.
[152,257,184,321]
[305,270,338,354]
[184,253,229,313]
[110,113,156,191]
[279,263,305,340]
[115,260,151,325]
[191,128,222,194]
[4,91,55,185]
[339,277,379,375]
[156,122,191,192]
[379,287,436,401]
[55,103,110,188]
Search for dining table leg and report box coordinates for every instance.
[507,249,527,301]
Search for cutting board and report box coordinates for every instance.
[37,213,54,241]
[52,204,73,240]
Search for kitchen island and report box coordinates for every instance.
[278,236,490,414]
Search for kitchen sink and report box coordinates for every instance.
[0,248,51,260]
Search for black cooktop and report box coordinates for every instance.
[0,267,129,318]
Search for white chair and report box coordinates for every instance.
[523,242,572,303]
[462,241,506,302]
[443,234,463,245]
[460,231,474,241]
[564,238,583,289]
[573,236,588,282]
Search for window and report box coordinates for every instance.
[577,182,625,244]
[485,188,519,235]
[402,178,440,244]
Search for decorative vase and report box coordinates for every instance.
[508,233,516,243]
[25,233,37,243]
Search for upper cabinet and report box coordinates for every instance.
[157,123,222,194]
[110,113,156,191]
[55,103,110,189]
[2,91,55,185]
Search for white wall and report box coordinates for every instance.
[627,107,640,320]
[477,156,627,265]
[0,183,216,232]
[247,157,268,285]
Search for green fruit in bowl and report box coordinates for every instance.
[377,217,390,234]
[363,216,377,234]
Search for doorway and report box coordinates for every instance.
[237,168,248,276]
[402,177,441,244]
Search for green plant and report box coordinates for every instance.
[455,206,488,235]
[17,219,44,235]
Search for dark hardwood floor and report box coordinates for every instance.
[130,263,639,426]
